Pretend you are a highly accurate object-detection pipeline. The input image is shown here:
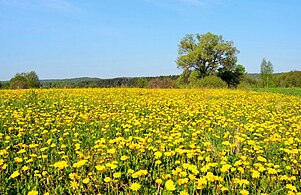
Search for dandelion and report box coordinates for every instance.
[10,171,20,179]
[165,180,176,191]
[129,183,141,191]
[155,178,163,185]
[120,155,129,161]
[113,172,121,178]
[70,181,79,189]
[179,190,189,195]
[27,191,38,195]
[240,189,249,195]
[73,160,87,168]
[104,177,112,183]
[52,161,68,170]
[82,178,90,184]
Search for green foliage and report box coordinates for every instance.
[9,71,40,89]
[147,78,177,88]
[177,68,190,85]
[9,73,29,89]
[188,70,201,84]
[190,75,227,88]
[260,58,274,88]
[217,64,246,88]
[136,78,148,88]
[177,32,239,78]
[274,71,301,87]
[25,71,41,88]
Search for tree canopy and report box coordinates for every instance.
[218,64,246,88]
[176,32,240,78]
[9,71,40,89]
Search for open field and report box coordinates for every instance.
[251,88,301,97]
[0,88,300,194]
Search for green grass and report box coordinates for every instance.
[251,88,301,96]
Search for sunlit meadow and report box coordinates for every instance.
[0,88,300,194]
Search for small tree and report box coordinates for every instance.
[10,73,29,89]
[260,58,274,88]
[9,71,41,89]
[218,64,246,88]
[25,71,41,88]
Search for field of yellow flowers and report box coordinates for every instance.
[0,88,300,194]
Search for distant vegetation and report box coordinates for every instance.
[1,71,300,89]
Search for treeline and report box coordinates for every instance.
[241,71,301,88]
[41,75,179,88]
[1,70,300,89]
[0,72,179,89]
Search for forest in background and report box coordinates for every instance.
[1,70,300,89]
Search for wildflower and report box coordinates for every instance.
[240,189,249,195]
[129,183,141,191]
[52,161,68,170]
[73,160,87,168]
[95,165,106,171]
[286,184,297,192]
[221,164,232,173]
[70,181,79,189]
[14,157,23,163]
[165,180,176,191]
[27,191,38,195]
[251,170,260,178]
[104,177,111,183]
[82,178,90,184]
[154,151,162,159]
[257,156,267,163]
[113,172,121,178]
[155,178,163,185]
[10,171,20,179]
[120,155,129,161]
[179,190,189,195]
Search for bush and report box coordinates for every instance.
[190,75,227,88]
[147,78,177,88]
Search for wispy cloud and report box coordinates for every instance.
[0,0,80,13]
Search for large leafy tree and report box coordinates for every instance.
[260,58,274,88]
[177,32,239,78]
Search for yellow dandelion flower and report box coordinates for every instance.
[104,177,112,183]
[240,189,249,195]
[73,159,87,168]
[120,155,129,161]
[82,178,90,184]
[10,171,20,179]
[52,161,68,170]
[129,183,141,191]
[156,178,163,185]
[179,190,189,195]
[14,157,23,163]
[70,181,79,189]
[113,172,122,178]
[27,191,38,195]
[286,184,297,192]
[165,179,176,191]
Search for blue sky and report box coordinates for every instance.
[0,0,300,80]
